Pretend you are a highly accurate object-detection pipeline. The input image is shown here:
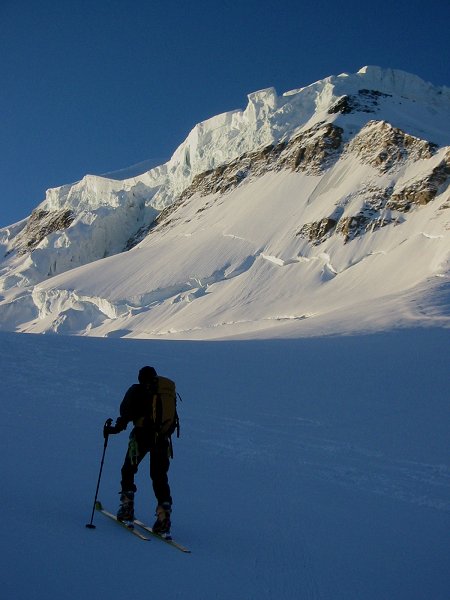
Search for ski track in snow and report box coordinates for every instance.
[188,413,450,513]
[1,328,449,600]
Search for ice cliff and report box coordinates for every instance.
[0,66,449,338]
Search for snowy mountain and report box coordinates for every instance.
[1,65,449,600]
[1,66,449,338]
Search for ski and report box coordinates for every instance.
[94,501,190,551]
[133,518,191,553]
[95,501,150,541]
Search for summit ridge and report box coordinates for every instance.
[0,66,449,338]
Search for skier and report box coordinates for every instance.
[105,365,175,537]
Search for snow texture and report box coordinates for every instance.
[0,328,449,599]
[0,66,448,600]
[0,66,449,339]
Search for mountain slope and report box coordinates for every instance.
[0,66,449,338]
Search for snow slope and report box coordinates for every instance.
[3,165,449,339]
[0,66,449,338]
[1,328,449,599]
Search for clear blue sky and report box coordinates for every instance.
[1,0,449,227]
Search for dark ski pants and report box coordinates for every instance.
[120,428,172,506]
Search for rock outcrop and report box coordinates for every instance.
[161,121,449,245]
[1,66,449,339]
[388,149,450,211]
[345,121,438,173]
[10,209,74,256]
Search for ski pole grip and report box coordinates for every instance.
[103,418,113,440]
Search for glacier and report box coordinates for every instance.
[0,65,449,338]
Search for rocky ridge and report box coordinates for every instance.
[144,117,448,246]
[0,67,449,338]
[9,209,75,256]
[12,113,448,255]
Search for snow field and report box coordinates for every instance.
[1,329,449,599]
[2,161,448,340]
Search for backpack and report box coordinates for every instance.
[152,376,180,439]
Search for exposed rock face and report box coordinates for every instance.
[177,122,345,203]
[175,120,440,207]
[22,117,442,255]
[156,116,448,248]
[282,123,344,174]
[328,88,392,115]
[296,185,401,244]
[0,67,449,339]
[2,68,449,303]
[335,212,401,243]
[297,218,338,244]
[297,148,450,245]
[124,122,345,248]
[11,209,74,255]
[154,119,448,246]
[345,121,438,173]
[388,149,450,211]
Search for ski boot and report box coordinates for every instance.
[117,490,135,524]
[153,502,172,538]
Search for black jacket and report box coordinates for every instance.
[118,380,158,431]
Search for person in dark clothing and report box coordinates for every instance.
[105,366,173,536]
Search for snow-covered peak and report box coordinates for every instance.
[356,65,450,103]
[159,66,450,205]
[0,66,449,339]
[293,65,450,107]
[16,66,450,219]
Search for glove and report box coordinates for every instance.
[103,416,127,438]
[103,419,115,438]
[102,417,123,438]
[114,416,127,432]
[104,424,119,436]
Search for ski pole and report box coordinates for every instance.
[86,418,113,529]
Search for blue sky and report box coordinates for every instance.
[1,0,449,227]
